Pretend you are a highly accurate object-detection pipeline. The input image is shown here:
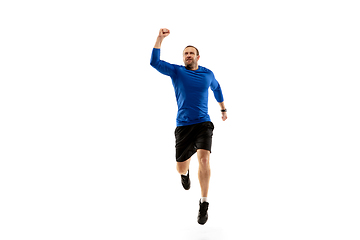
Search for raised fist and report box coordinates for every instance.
[158,28,170,38]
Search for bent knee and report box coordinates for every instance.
[177,163,188,175]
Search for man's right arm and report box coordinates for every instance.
[150,28,176,77]
[154,28,170,48]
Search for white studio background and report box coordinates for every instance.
[1,0,359,239]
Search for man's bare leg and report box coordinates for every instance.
[176,157,191,175]
[197,149,211,225]
[197,149,211,197]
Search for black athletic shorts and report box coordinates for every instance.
[174,121,214,162]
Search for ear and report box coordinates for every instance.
[197,55,200,61]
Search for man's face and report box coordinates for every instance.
[183,47,200,69]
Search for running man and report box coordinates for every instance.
[150,28,227,225]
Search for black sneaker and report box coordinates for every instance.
[181,170,190,190]
[197,200,209,225]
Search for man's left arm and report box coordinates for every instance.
[218,101,228,121]
[210,75,227,121]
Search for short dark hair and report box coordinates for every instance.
[184,45,199,56]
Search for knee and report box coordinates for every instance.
[177,164,188,175]
[199,157,210,169]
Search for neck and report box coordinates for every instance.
[185,65,199,71]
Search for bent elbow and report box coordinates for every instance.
[150,59,157,68]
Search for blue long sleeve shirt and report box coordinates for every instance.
[150,48,224,126]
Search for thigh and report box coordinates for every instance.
[175,124,197,162]
[195,122,214,152]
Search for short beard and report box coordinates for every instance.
[185,60,196,70]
